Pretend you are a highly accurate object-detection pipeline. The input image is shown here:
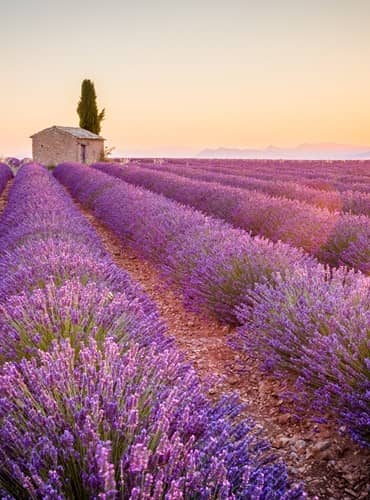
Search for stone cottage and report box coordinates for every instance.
[31,126,105,166]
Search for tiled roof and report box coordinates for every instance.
[31,126,105,140]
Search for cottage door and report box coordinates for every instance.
[80,144,87,163]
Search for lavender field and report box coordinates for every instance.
[57,160,370,447]
[4,0,370,496]
[0,159,368,498]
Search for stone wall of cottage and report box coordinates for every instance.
[32,129,104,166]
[82,139,104,164]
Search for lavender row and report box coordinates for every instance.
[93,163,370,274]
[0,162,13,195]
[55,162,370,446]
[195,159,370,186]
[133,157,370,179]
[139,161,370,216]
[0,164,302,499]
[198,164,370,194]
[148,159,370,193]
[0,163,165,359]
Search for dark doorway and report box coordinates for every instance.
[80,144,87,163]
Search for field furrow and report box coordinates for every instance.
[0,162,13,200]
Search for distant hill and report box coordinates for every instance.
[198,143,370,160]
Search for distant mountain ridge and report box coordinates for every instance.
[198,143,370,160]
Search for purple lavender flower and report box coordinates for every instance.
[131,160,370,216]
[54,162,312,324]
[235,264,370,446]
[0,339,304,498]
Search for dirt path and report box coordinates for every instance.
[0,179,12,213]
[75,203,368,500]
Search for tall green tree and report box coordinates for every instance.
[77,79,105,134]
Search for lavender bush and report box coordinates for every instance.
[0,277,169,362]
[235,265,370,447]
[0,339,306,499]
[163,158,370,194]
[0,164,167,357]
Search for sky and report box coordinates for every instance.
[1,0,370,157]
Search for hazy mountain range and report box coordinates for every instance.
[198,143,370,160]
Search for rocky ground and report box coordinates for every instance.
[0,180,12,212]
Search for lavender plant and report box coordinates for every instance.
[235,265,370,446]
[161,158,370,194]
[130,161,370,216]
[0,339,304,499]
[0,277,169,362]
[0,165,166,357]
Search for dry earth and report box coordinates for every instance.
[0,180,12,212]
[0,180,369,499]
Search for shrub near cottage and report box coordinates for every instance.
[0,164,304,498]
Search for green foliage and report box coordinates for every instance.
[76,79,105,134]
[99,145,115,162]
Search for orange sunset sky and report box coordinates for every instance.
[1,0,370,157]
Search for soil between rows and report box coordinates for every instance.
[0,180,13,212]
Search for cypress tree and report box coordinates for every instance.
[77,79,105,134]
